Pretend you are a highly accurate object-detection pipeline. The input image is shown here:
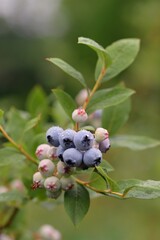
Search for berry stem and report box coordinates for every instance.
[0,125,38,165]
[74,177,124,198]
[82,66,107,110]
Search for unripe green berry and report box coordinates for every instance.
[46,189,62,199]
[60,176,75,191]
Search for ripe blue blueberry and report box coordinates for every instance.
[56,145,65,161]
[99,138,111,153]
[83,148,102,167]
[59,129,76,149]
[46,126,63,147]
[63,148,83,167]
[74,129,94,151]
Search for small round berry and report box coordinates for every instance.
[74,130,94,151]
[60,176,75,191]
[39,224,62,240]
[46,189,62,200]
[10,179,25,192]
[59,129,76,149]
[57,161,75,176]
[72,108,88,123]
[47,146,57,160]
[95,127,109,143]
[75,88,89,106]
[0,234,13,240]
[44,176,61,192]
[46,126,63,147]
[83,148,102,167]
[33,172,44,188]
[38,159,55,178]
[99,138,111,153]
[63,148,83,167]
[35,144,51,160]
[0,186,8,194]
[56,145,65,161]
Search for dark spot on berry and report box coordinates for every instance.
[82,135,90,147]
[66,159,75,166]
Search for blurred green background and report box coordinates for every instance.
[0,0,160,239]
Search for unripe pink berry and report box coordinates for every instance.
[95,127,109,143]
[0,186,8,194]
[57,161,75,176]
[39,224,61,240]
[38,159,55,178]
[47,146,57,160]
[35,144,51,160]
[44,176,61,192]
[72,108,88,123]
[75,89,89,106]
[10,179,25,192]
[33,172,44,188]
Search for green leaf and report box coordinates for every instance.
[0,109,4,118]
[101,159,114,172]
[46,58,86,88]
[95,38,140,82]
[95,166,119,191]
[86,87,135,114]
[0,147,26,167]
[5,108,29,141]
[24,114,41,132]
[78,37,111,68]
[111,135,160,150]
[26,85,48,119]
[64,183,90,225]
[52,89,77,122]
[118,179,160,199]
[89,172,107,191]
[0,109,4,124]
[102,98,131,135]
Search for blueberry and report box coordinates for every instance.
[63,148,83,167]
[99,138,111,153]
[95,127,109,143]
[44,176,61,192]
[32,172,44,189]
[35,144,51,160]
[46,126,63,147]
[83,148,102,167]
[56,145,65,161]
[72,108,88,123]
[57,161,75,176]
[38,159,55,178]
[60,176,75,191]
[59,129,76,149]
[74,130,94,151]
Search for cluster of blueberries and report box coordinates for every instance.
[32,125,110,198]
[47,126,110,168]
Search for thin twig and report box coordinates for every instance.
[0,125,38,165]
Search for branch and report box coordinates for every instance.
[0,125,38,165]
